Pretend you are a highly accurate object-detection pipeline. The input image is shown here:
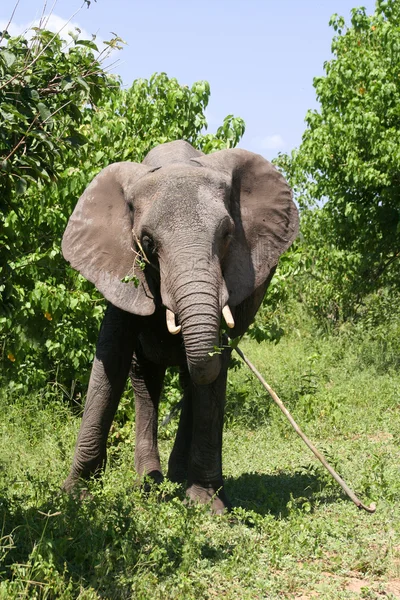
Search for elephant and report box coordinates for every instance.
[61,140,299,513]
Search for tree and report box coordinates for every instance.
[277,0,400,321]
[0,24,124,388]
[0,26,245,390]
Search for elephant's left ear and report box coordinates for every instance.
[62,162,156,316]
[193,149,299,306]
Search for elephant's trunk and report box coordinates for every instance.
[181,302,221,386]
[167,270,223,386]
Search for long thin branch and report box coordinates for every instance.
[43,1,59,31]
[2,96,72,166]
[3,116,38,162]
[38,0,49,30]
[371,252,400,284]
[0,6,82,91]
[42,98,72,123]
[0,0,21,45]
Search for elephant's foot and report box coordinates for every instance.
[61,473,95,501]
[141,469,164,493]
[62,472,79,494]
[185,483,231,515]
[62,456,106,497]
[135,448,162,481]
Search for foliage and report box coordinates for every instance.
[0,24,122,389]
[1,318,400,598]
[0,27,120,198]
[276,0,400,321]
[0,23,245,391]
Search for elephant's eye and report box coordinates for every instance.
[217,217,234,258]
[221,218,234,245]
[141,234,155,259]
[223,228,233,243]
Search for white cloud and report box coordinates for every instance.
[259,134,285,150]
[0,13,104,52]
[0,20,25,38]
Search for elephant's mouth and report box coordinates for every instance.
[165,305,235,335]
[163,304,235,386]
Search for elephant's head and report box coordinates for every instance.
[62,141,298,385]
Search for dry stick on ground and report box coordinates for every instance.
[227,337,376,514]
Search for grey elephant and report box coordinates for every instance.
[61,140,298,513]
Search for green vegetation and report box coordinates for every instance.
[1,307,399,598]
[275,0,400,324]
[1,2,400,598]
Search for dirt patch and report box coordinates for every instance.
[345,576,370,593]
[368,432,394,443]
[386,579,400,596]
[295,574,400,598]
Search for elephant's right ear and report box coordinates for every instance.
[62,162,156,315]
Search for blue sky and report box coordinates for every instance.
[1,0,376,160]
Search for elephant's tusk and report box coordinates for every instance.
[166,309,181,335]
[222,305,235,329]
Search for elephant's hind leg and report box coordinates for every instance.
[130,350,165,484]
[63,305,136,493]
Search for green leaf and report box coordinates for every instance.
[68,103,82,122]
[28,89,40,101]
[66,131,88,146]
[15,178,27,195]
[76,76,90,92]
[61,78,75,91]
[75,39,99,51]
[121,275,140,287]
[37,102,52,123]
[1,50,16,68]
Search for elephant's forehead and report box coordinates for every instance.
[136,165,231,226]
[138,164,231,196]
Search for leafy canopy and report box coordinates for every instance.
[276,0,400,321]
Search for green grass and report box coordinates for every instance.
[1,312,399,599]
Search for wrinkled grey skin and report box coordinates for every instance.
[61,140,298,513]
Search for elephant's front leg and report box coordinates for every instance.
[130,350,165,483]
[63,304,137,492]
[186,349,232,514]
[167,366,192,483]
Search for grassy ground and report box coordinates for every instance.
[0,312,399,599]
